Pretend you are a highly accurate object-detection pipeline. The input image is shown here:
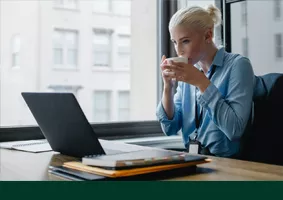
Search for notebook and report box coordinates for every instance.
[0,139,52,153]
[49,166,106,181]
[82,149,206,169]
[63,158,211,178]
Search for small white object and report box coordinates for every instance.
[166,57,188,64]
[189,143,199,154]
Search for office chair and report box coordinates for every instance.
[240,73,283,165]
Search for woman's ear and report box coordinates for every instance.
[205,28,213,43]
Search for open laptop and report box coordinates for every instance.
[21,92,206,163]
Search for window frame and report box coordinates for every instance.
[117,90,130,121]
[242,37,248,57]
[53,0,79,11]
[53,29,79,70]
[0,0,226,143]
[93,90,112,123]
[11,34,21,68]
[92,29,113,68]
[275,33,283,59]
[274,0,281,20]
[92,0,131,17]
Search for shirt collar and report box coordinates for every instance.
[212,47,225,67]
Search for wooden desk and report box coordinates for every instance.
[1,148,283,181]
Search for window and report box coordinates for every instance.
[93,91,111,122]
[93,0,111,13]
[113,0,131,16]
[275,34,282,59]
[93,29,112,67]
[231,1,283,75]
[92,0,131,16]
[118,91,130,121]
[11,35,21,67]
[54,0,78,10]
[241,1,247,26]
[274,0,281,20]
[1,0,218,127]
[117,35,131,68]
[53,30,78,68]
[242,38,248,57]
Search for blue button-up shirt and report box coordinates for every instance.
[156,47,255,157]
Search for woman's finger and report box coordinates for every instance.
[160,55,167,65]
[161,64,184,73]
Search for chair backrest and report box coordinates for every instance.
[240,73,283,165]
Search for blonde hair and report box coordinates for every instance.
[169,4,222,31]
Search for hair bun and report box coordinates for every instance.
[206,4,222,27]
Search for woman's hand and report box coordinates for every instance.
[160,55,176,89]
[162,61,211,93]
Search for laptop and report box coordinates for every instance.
[21,92,206,164]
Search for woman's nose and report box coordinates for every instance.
[176,45,184,56]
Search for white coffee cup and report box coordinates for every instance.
[164,57,188,82]
[166,56,188,64]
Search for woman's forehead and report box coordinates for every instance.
[170,25,198,39]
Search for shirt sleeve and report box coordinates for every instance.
[198,57,254,141]
[156,82,183,136]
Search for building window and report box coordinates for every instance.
[118,91,130,121]
[242,38,248,57]
[275,0,281,20]
[53,0,78,10]
[53,30,78,68]
[117,35,131,68]
[93,0,111,13]
[11,35,21,67]
[93,29,112,67]
[275,33,282,58]
[113,0,131,16]
[93,0,131,16]
[241,1,247,26]
[93,91,111,122]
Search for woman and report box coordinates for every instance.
[156,5,254,157]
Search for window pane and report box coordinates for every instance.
[93,91,110,122]
[231,1,283,74]
[53,48,63,65]
[12,53,19,67]
[54,0,78,9]
[53,30,78,67]
[275,34,282,58]
[12,35,21,53]
[118,53,130,68]
[93,30,111,67]
[242,38,248,57]
[93,31,111,45]
[118,91,129,109]
[53,31,64,48]
[118,91,129,121]
[0,0,159,126]
[113,0,131,16]
[67,49,77,65]
[275,0,281,19]
[65,31,77,48]
[93,0,110,13]
[93,51,110,66]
